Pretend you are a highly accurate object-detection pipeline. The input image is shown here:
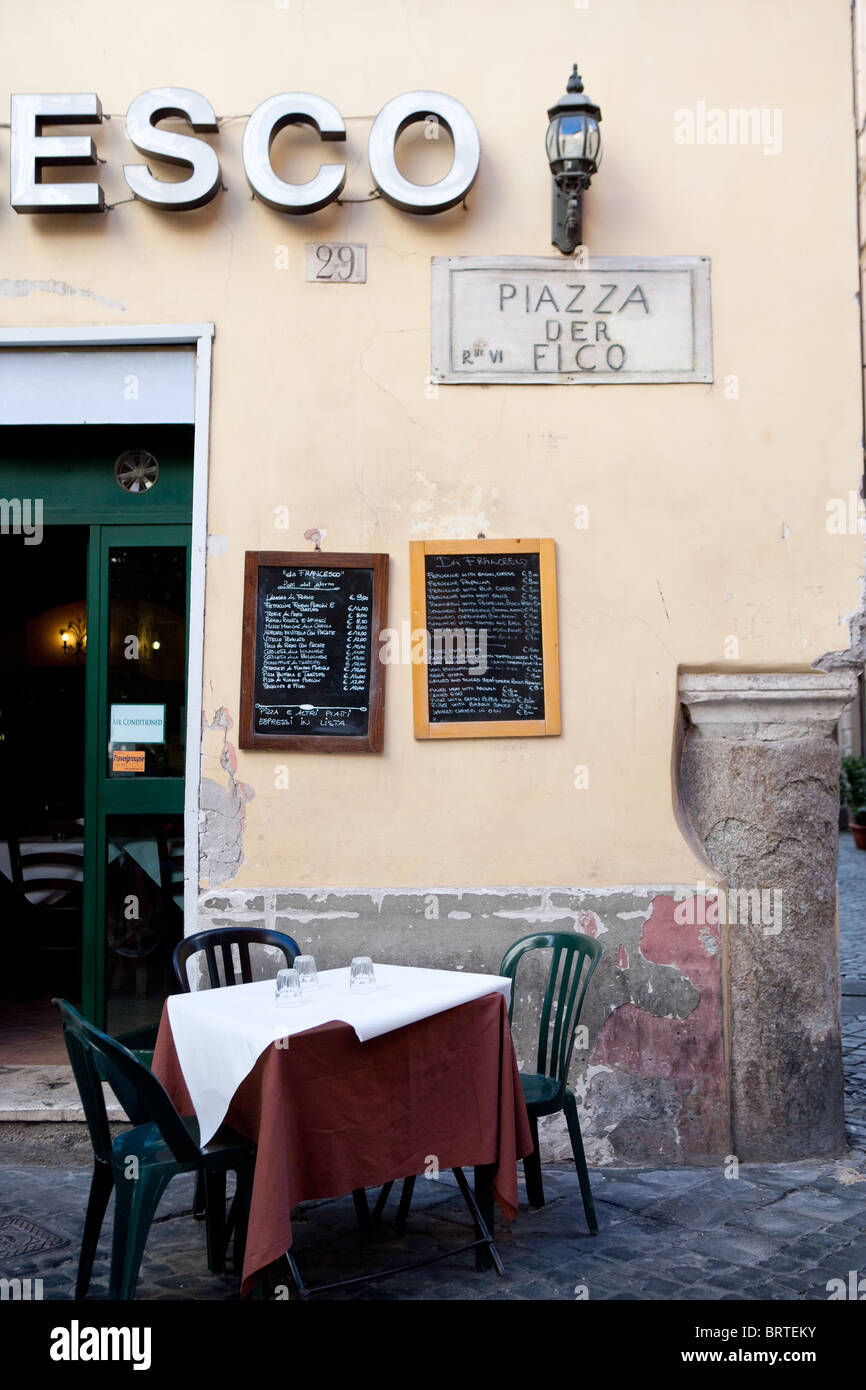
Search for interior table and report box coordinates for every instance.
[152,979,533,1297]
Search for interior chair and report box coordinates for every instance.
[500,931,603,1233]
[7,839,84,997]
[173,925,301,992]
[53,997,256,1299]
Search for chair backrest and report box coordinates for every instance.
[156,825,184,905]
[172,926,301,992]
[9,840,84,907]
[499,932,603,1094]
[52,998,201,1166]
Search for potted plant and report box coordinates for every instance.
[841,755,866,849]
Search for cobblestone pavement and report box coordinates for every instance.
[839,829,866,982]
[1,846,865,1302]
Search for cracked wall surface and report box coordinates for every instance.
[199,707,255,889]
[197,883,726,1165]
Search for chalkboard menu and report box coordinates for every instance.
[239,552,389,752]
[410,539,561,739]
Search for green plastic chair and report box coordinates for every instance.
[499,931,602,1234]
[53,998,256,1300]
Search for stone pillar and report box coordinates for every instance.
[678,672,856,1161]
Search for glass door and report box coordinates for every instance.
[82,525,191,1032]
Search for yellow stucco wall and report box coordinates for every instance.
[1,0,862,888]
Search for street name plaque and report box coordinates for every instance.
[431,255,712,385]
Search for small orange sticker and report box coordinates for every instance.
[113,749,146,773]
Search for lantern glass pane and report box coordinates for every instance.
[559,114,589,161]
[546,113,602,169]
[585,120,602,167]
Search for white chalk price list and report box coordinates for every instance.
[343,592,371,693]
[425,554,544,721]
[261,585,336,691]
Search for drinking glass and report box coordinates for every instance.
[295,955,319,990]
[275,967,303,1006]
[349,956,376,990]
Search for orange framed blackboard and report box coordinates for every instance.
[409,538,561,739]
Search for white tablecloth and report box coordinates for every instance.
[166,963,512,1145]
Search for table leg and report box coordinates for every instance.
[473,1164,496,1272]
[395,1174,416,1227]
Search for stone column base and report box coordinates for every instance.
[679,672,856,1161]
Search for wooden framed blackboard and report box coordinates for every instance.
[409,538,561,739]
[239,551,389,753]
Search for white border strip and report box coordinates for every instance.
[0,322,213,933]
[0,324,214,347]
[185,332,212,931]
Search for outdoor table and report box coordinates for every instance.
[151,963,533,1296]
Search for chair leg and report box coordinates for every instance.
[351,1187,372,1237]
[523,1113,545,1208]
[228,1161,254,1274]
[192,1170,206,1220]
[76,1162,114,1299]
[395,1175,416,1227]
[371,1180,394,1222]
[204,1170,227,1273]
[109,1169,172,1299]
[564,1091,597,1235]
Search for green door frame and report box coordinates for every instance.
[82,524,191,1025]
[0,324,214,1030]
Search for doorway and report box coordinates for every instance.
[0,424,194,1060]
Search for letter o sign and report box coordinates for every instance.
[368,91,480,213]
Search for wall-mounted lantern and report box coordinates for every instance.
[546,64,602,254]
[59,615,86,661]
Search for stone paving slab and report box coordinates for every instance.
[2,1125,865,1301]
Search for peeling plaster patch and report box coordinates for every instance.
[270,909,360,924]
[698,926,720,956]
[575,909,604,936]
[207,534,229,557]
[588,895,727,1161]
[448,911,471,920]
[617,909,652,921]
[617,944,629,970]
[493,897,606,934]
[0,278,125,311]
[199,707,255,889]
[405,474,492,539]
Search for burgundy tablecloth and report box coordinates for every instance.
[152,989,533,1296]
